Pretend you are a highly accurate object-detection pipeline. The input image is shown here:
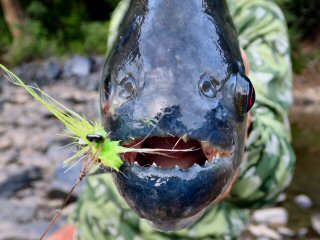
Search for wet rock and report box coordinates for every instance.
[6,127,29,149]
[47,143,73,164]
[78,71,100,91]
[276,193,286,203]
[0,149,19,165]
[248,224,282,240]
[91,56,105,72]
[47,163,83,200]
[297,227,308,238]
[12,61,58,86]
[294,194,313,209]
[64,56,92,77]
[0,136,12,150]
[311,213,320,235]
[0,198,36,222]
[7,87,30,104]
[252,208,288,225]
[19,151,50,168]
[41,58,62,80]
[277,226,295,237]
[0,166,42,197]
[12,62,42,84]
[0,220,61,240]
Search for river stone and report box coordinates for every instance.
[277,226,295,237]
[0,166,42,197]
[294,194,313,209]
[311,213,320,235]
[276,193,286,203]
[41,58,62,80]
[297,227,308,238]
[64,56,92,77]
[47,162,83,199]
[0,220,61,240]
[252,208,288,225]
[0,136,12,150]
[247,224,282,240]
[0,198,36,222]
[0,149,19,165]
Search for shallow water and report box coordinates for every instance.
[284,110,320,236]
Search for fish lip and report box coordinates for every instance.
[107,137,236,231]
[111,158,234,231]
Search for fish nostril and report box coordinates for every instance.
[199,74,218,98]
[119,76,137,100]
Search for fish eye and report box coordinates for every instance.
[235,74,255,116]
[103,73,111,96]
[199,74,219,98]
[86,134,104,143]
[119,76,137,100]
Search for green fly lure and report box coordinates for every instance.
[1,64,193,172]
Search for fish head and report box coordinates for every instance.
[100,0,255,231]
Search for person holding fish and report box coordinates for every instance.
[49,0,295,239]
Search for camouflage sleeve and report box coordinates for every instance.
[71,0,295,239]
[226,0,296,208]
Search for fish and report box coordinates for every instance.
[100,0,255,231]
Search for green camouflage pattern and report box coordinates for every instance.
[71,0,295,238]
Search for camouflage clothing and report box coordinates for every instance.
[72,0,295,238]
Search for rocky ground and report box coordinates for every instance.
[0,56,319,240]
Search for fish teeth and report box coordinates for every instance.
[133,162,139,167]
[149,163,157,169]
[174,165,180,170]
[200,141,217,161]
[181,134,188,143]
[204,160,211,167]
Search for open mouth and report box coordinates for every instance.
[111,136,237,231]
[122,137,233,170]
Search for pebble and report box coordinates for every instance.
[42,58,62,80]
[294,194,313,209]
[0,136,12,150]
[297,227,308,238]
[64,55,92,77]
[0,149,19,166]
[276,193,286,203]
[0,166,42,197]
[252,208,288,226]
[48,163,83,199]
[277,226,295,237]
[47,143,74,165]
[311,213,320,235]
[0,220,61,240]
[247,224,282,240]
[0,198,36,222]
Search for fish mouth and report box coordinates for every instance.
[122,136,233,170]
[109,136,236,231]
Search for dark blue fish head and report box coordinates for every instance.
[100,0,255,231]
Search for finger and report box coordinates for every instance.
[241,48,250,75]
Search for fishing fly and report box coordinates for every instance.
[0,64,195,239]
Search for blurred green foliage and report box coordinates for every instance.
[275,0,320,73]
[0,0,121,64]
[0,0,319,69]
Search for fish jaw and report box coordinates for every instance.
[110,154,235,231]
